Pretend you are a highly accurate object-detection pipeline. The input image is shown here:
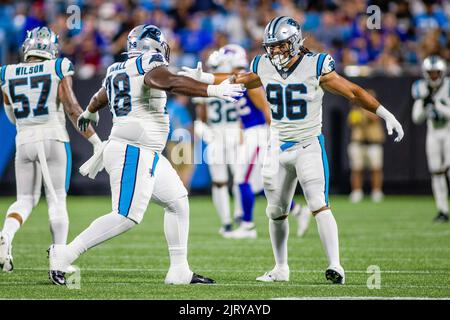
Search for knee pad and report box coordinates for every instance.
[164,195,189,217]
[7,195,35,224]
[307,195,327,213]
[266,204,287,220]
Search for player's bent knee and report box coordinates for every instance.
[266,205,288,220]
[307,196,327,213]
[212,181,227,187]
[7,195,36,221]
[164,195,189,217]
[312,206,330,216]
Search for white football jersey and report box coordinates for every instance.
[103,50,170,152]
[0,57,74,145]
[411,77,450,130]
[250,52,335,142]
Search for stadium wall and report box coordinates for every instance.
[0,76,430,196]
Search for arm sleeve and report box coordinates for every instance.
[3,104,16,124]
[320,54,336,76]
[249,55,262,75]
[412,99,427,124]
[55,57,75,80]
[136,51,169,75]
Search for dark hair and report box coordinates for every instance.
[300,46,311,55]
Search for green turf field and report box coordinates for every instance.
[0,195,449,299]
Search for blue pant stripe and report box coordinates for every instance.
[151,152,159,176]
[118,145,140,216]
[64,142,72,193]
[318,134,329,206]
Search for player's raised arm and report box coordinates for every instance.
[320,67,404,142]
[58,75,102,149]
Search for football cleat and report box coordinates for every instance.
[190,273,216,284]
[325,265,345,284]
[256,265,289,282]
[227,222,257,239]
[349,190,363,203]
[219,224,233,238]
[433,212,449,223]
[0,233,13,272]
[47,244,71,286]
[49,270,66,286]
[371,190,384,203]
[296,206,311,238]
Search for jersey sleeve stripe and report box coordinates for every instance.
[136,54,145,75]
[55,58,64,80]
[0,65,6,83]
[252,55,261,74]
[316,53,327,79]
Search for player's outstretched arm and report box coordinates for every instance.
[320,71,404,142]
[178,62,263,89]
[58,76,102,149]
[145,65,245,102]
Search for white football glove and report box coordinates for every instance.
[78,109,99,132]
[178,62,215,84]
[207,83,245,103]
[376,106,404,142]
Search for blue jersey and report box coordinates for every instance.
[238,91,266,129]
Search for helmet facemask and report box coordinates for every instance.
[264,33,302,70]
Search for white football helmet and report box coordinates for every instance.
[218,44,248,70]
[422,55,447,88]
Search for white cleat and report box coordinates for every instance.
[165,265,194,285]
[371,190,384,203]
[325,265,345,284]
[227,222,257,239]
[219,225,233,238]
[256,265,289,282]
[0,233,13,272]
[48,244,72,285]
[296,206,312,237]
[349,190,363,203]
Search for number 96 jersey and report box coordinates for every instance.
[0,57,74,146]
[102,50,170,152]
[250,52,335,143]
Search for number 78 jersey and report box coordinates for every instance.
[250,52,335,142]
[102,50,170,152]
[0,58,74,145]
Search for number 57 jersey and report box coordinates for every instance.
[102,50,170,153]
[250,52,335,143]
[0,57,74,146]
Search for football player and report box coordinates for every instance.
[0,27,102,272]
[180,16,404,284]
[47,24,244,285]
[192,50,243,237]
[411,56,450,223]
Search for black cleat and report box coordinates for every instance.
[325,268,344,284]
[49,270,66,286]
[190,273,216,284]
[433,212,449,223]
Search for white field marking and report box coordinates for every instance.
[1,281,450,290]
[14,267,450,274]
[272,297,450,300]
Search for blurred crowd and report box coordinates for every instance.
[0,0,449,78]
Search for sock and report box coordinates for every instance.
[315,209,340,267]
[239,183,255,223]
[1,217,21,243]
[233,184,243,221]
[164,197,190,270]
[66,212,135,263]
[269,219,289,267]
[431,175,449,214]
[212,185,231,226]
[49,217,69,245]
